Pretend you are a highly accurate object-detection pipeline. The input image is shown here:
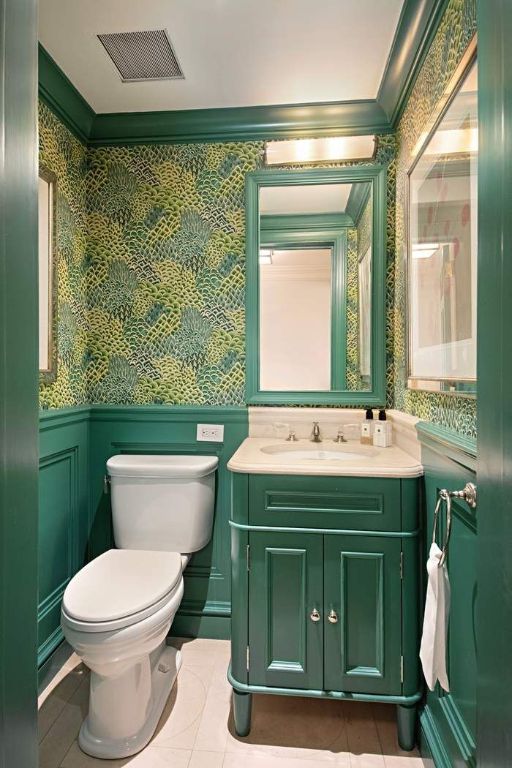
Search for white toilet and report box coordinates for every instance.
[61,454,219,760]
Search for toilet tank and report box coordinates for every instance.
[106,454,219,553]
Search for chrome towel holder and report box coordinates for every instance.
[432,482,477,567]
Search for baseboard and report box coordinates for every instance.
[38,640,74,693]
[420,706,451,768]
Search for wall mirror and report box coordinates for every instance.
[407,40,477,395]
[245,166,387,404]
[39,166,58,383]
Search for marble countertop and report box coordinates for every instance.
[227,437,423,478]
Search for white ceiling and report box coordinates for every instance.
[260,184,352,215]
[39,0,405,114]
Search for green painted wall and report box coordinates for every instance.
[417,423,477,767]
[393,0,477,438]
[39,102,89,409]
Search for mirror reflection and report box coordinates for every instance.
[258,181,372,392]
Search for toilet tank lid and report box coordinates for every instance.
[107,454,219,479]
[62,549,183,623]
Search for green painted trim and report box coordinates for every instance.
[229,521,420,538]
[38,641,73,693]
[38,45,95,144]
[89,99,391,146]
[260,213,354,231]
[416,422,477,472]
[378,0,450,125]
[37,626,64,669]
[228,666,422,705]
[39,405,91,430]
[345,182,372,225]
[246,166,387,406]
[260,225,348,392]
[89,404,248,423]
[420,705,452,768]
[38,0,447,146]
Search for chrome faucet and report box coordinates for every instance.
[334,427,347,443]
[311,422,322,442]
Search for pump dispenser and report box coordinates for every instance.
[373,410,392,447]
[360,409,374,445]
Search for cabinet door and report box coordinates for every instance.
[324,535,402,695]
[248,532,323,690]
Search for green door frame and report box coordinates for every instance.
[477,2,512,764]
[260,227,348,390]
[245,166,387,405]
[0,1,39,767]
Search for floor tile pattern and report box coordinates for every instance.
[39,638,424,768]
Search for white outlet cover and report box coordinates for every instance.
[196,424,224,442]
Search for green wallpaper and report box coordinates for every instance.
[345,226,359,390]
[39,0,476,437]
[393,0,477,438]
[39,102,88,408]
[86,142,264,405]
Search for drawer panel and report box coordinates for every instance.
[248,475,402,531]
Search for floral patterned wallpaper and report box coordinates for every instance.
[38,0,477,438]
[39,102,88,408]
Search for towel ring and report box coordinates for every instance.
[432,482,477,567]
[432,490,452,567]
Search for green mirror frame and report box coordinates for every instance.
[245,165,387,405]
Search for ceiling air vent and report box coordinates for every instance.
[98,29,184,82]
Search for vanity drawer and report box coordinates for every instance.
[248,475,402,531]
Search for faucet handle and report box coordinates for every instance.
[311,422,322,442]
[286,430,298,442]
[334,427,347,443]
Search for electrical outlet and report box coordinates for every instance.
[197,424,224,442]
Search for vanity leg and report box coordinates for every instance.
[232,689,252,736]
[396,704,416,751]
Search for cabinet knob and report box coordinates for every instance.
[328,609,338,624]
[310,608,321,622]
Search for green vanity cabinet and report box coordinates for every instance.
[229,472,421,750]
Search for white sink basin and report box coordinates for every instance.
[260,443,376,461]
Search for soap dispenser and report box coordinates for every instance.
[360,409,374,445]
[373,410,392,447]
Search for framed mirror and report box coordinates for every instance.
[38,166,58,383]
[245,166,387,404]
[407,39,477,395]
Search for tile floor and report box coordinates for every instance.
[39,638,424,768]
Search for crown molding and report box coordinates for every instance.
[345,182,372,225]
[260,213,355,232]
[38,0,451,146]
[38,45,95,144]
[378,0,451,125]
[88,100,391,146]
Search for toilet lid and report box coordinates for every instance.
[62,549,182,623]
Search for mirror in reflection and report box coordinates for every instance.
[258,181,372,392]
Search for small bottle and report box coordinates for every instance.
[360,409,373,445]
[373,410,393,447]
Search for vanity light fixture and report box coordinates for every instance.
[265,135,376,166]
[259,249,273,265]
[412,243,441,259]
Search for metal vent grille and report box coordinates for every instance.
[98,29,184,82]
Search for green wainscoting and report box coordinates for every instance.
[38,407,90,666]
[89,405,248,640]
[37,405,248,666]
[417,422,477,768]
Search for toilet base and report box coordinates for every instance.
[78,644,181,759]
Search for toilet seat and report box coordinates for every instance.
[62,549,183,633]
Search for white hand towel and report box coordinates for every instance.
[420,542,450,692]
